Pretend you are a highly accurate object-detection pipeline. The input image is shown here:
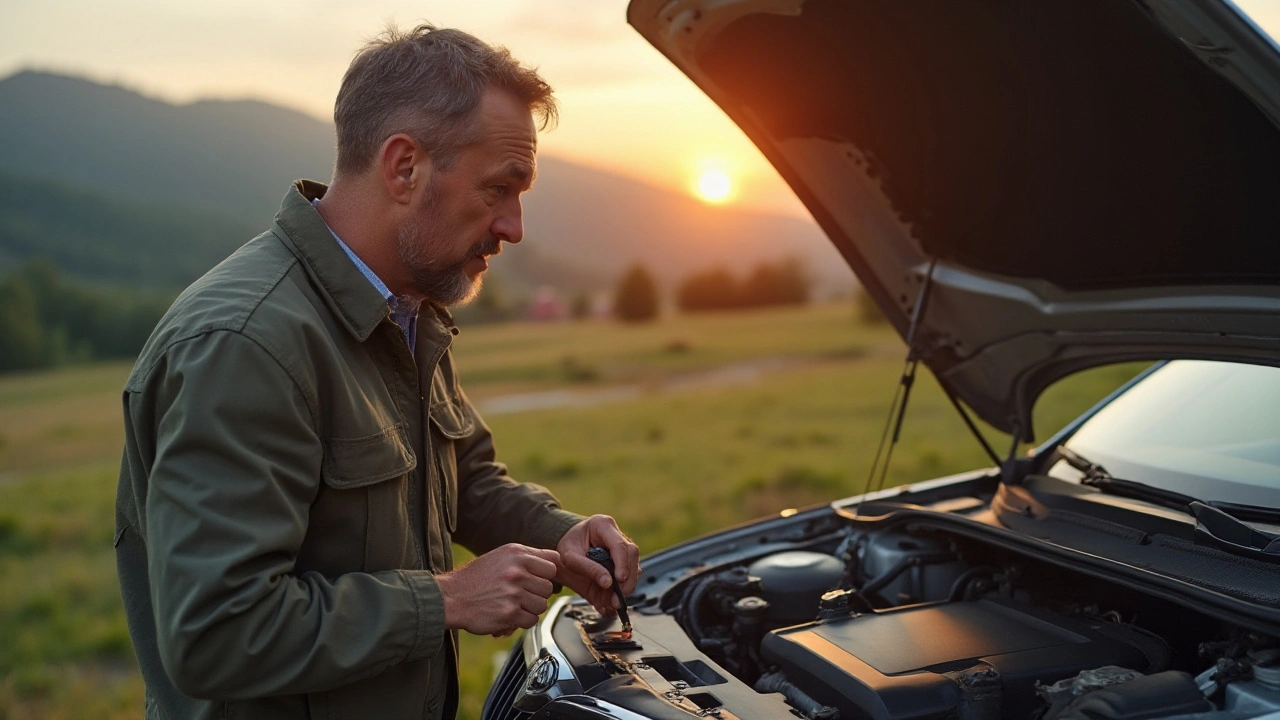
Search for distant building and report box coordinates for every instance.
[526,286,568,322]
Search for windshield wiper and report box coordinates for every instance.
[1055,446,1200,514]
[1055,446,1280,525]
[1054,446,1280,562]
[1191,502,1280,561]
[1200,500,1280,526]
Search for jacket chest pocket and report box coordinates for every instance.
[427,399,473,535]
[314,423,419,573]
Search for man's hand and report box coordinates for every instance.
[436,544,560,636]
[555,515,640,615]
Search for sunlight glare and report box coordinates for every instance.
[696,170,733,204]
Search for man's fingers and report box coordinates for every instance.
[575,515,639,590]
[606,536,640,587]
[560,549,613,589]
[519,576,556,599]
[554,565,615,615]
[519,592,551,617]
[589,521,639,593]
[440,545,568,635]
[520,546,562,579]
[586,586,620,615]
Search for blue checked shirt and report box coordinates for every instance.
[312,199,421,350]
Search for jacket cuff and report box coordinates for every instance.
[399,570,447,663]
[528,509,586,551]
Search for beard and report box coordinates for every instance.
[395,182,499,307]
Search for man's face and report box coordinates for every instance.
[396,88,538,306]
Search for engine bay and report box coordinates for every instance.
[528,515,1280,720]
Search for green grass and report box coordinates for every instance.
[0,462,139,719]
[0,303,1147,720]
[450,303,896,396]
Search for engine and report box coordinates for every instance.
[643,527,1280,720]
[761,597,1163,719]
[489,512,1280,720]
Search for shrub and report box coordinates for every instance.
[676,258,811,313]
[613,264,660,323]
[676,267,740,312]
[569,291,592,320]
[0,260,172,373]
[740,258,808,308]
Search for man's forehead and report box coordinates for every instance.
[476,88,538,136]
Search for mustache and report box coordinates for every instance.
[470,237,501,258]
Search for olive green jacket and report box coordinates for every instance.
[115,181,582,720]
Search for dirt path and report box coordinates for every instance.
[475,352,888,416]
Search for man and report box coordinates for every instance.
[115,24,640,720]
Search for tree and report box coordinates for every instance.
[0,276,47,371]
[740,258,809,308]
[676,267,741,312]
[0,259,173,374]
[569,291,593,320]
[613,264,660,323]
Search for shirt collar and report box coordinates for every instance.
[310,198,394,299]
[310,197,422,344]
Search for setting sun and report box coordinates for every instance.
[696,169,733,204]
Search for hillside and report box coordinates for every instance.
[0,71,334,222]
[525,158,848,292]
[0,70,850,293]
[0,172,254,288]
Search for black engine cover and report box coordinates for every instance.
[761,599,1157,720]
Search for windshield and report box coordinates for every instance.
[1055,361,1280,508]
[1234,1,1280,48]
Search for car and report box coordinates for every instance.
[482,2,1280,720]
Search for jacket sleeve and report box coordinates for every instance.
[136,330,445,700]
[449,390,583,556]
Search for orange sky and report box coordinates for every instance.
[0,0,812,218]
[3,0,1279,219]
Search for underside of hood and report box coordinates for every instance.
[628,0,1280,439]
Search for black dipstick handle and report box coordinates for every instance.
[587,547,631,628]
[587,546,614,571]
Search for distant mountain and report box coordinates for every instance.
[0,70,334,222]
[0,171,254,288]
[0,70,850,294]
[524,158,848,293]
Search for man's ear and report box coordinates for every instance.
[378,133,432,204]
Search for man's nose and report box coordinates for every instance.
[493,200,524,245]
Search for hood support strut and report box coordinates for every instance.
[858,260,936,512]
[859,258,1011,511]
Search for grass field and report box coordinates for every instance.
[0,302,1146,719]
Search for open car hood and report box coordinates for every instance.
[628,0,1280,439]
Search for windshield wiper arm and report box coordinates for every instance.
[1200,500,1280,525]
[1083,476,1203,515]
[1056,446,1280,561]
[1191,502,1280,561]
[1056,446,1280,525]
[1056,446,1199,514]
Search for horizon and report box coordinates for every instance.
[3,0,1279,219]
[0,65,813,222]
[0,0,814,219]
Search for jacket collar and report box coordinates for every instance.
[272,180,389,342]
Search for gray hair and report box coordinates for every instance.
[333,22,558,176]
